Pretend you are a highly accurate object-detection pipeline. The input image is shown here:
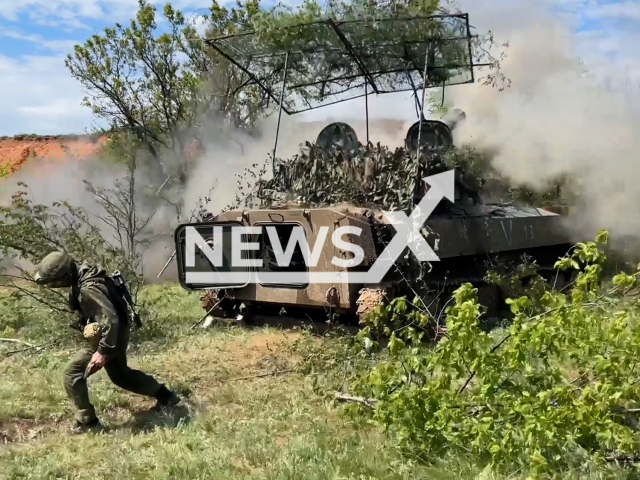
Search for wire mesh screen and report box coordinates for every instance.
[206,14,476,114]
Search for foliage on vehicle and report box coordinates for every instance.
[228,140,566,214]
[257,143,424,211]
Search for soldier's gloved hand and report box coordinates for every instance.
[85,351,108,378]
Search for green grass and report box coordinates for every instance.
[0,283,443,479]
[0,283,637,480]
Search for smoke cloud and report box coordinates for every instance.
[0,113,411,282]
[441,0,640,252]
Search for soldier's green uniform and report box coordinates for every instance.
[33,251,180,431]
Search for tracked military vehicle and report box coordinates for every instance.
[173,13,575,327]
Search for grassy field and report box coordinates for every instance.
[1,283,637,480]
[0,283,484,480]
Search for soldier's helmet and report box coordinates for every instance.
[33,251,75,287]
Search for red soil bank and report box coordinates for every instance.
[0,135,106,174]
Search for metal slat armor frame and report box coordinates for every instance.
[204,13,491,167]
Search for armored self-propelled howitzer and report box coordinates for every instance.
[174,13,575,328]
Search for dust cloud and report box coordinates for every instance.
[442,0,640,252]
[0,150,128,275]
[0,112,406,282]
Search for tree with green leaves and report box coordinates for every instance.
[66,1,199,185]
[65,0,272,187]
[327,231,640,477]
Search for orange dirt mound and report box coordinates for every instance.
[0,120,412,177]
[0,135,106,174]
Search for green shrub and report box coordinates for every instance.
[349,231,640,477]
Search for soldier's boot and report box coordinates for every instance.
[153,385,181,411]
[71,418,106,434]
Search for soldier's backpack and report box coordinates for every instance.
[106,270,142,329]
[73,270,142,330]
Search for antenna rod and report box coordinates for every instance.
[365,82,369,144]
[157,250,176,279]
[405,67,423,119]
[416,46,430,165]
[272,52,290,177]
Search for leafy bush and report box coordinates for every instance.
[347,231,640,477]
[0,292,84,348]
[0,187,128,273]
[0,160,157,321]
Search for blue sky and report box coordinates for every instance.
[0,0,638,135]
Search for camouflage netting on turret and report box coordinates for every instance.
[227,142,569,213]
[249,142,490,213]
[260,143,422,211]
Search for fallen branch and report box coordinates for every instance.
[3,343,51,357]
[191,299,223,329]
[460,303,584,396]
[229,369,294,381]
[0,338,35,347]
[157,250,176,279]
[459,333,512,395]
[333,392,378,408]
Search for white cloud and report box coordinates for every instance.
[584,1,640,22]
[0,0,212,28]
[0,0,214,136]
[0,54,95,135]
[190,12,210,35]
[0,28,79,53]
[0,0,638,135]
